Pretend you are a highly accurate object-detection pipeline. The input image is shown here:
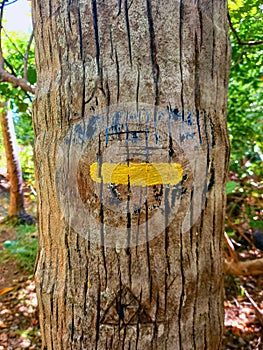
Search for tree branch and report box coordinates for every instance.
[225,216,256,248]
[0,1,35,94]
[0,1,6,66]
[227,12,263,46]
[24,31,34,81]
[0,67,35,94]
[224,231,238,262]
[224,258,263,276]
[4,58,16,76]
[241,286,263,326]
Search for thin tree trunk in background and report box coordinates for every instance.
[32,1,230,348]
[0,107,25,217]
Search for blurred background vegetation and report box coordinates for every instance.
[228,0,263,181]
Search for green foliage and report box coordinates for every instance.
[228,0,263,178]
[2,224,38,273]
[228,0,263,42]
[0,32,35,145]
[0,32,35,182]
[226,181,239,195]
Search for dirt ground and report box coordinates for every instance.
[0,240,41,349]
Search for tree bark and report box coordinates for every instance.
[0,107,25,217]
[32,1,230,349]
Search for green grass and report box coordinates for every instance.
[2,223,38,273]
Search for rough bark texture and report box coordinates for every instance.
[32,1,230,349]
[0,108,25,217]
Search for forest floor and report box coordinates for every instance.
[0,183,40,349]
[0,180,262,349]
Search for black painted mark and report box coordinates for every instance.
[106,129,147,138]
[167,104,181,122]
[180,132,196,143]
[101,286,152,326]
[186,112,193,126]
[109,184,122,200]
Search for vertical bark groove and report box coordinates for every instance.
[146,0,159,109]
[91,0,101,76]
[179,0,184,120]
[124,0,132,66]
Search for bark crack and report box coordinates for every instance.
[179,0,184,120]
[115,48,120,103]
[95,268,101,349]
[117,0,122,16]
[178,226,185,349]
[124,0,133,66]
[211,0,215,79]
[91,0,101,77]
[77,7,86,119]
[146,0,159,111]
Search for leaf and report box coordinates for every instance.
[17,102,29,113]
[0,286,15,296]
[226,181,239,195]
[27,68,37,85]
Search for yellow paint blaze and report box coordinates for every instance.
[90,162,183,186]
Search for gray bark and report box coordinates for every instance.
[32,1,230,349]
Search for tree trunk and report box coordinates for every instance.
[0,107,25,217]
[32,1,230,349]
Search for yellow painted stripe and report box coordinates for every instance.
[90,162,183,186]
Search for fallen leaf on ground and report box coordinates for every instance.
[0,287,14,296]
